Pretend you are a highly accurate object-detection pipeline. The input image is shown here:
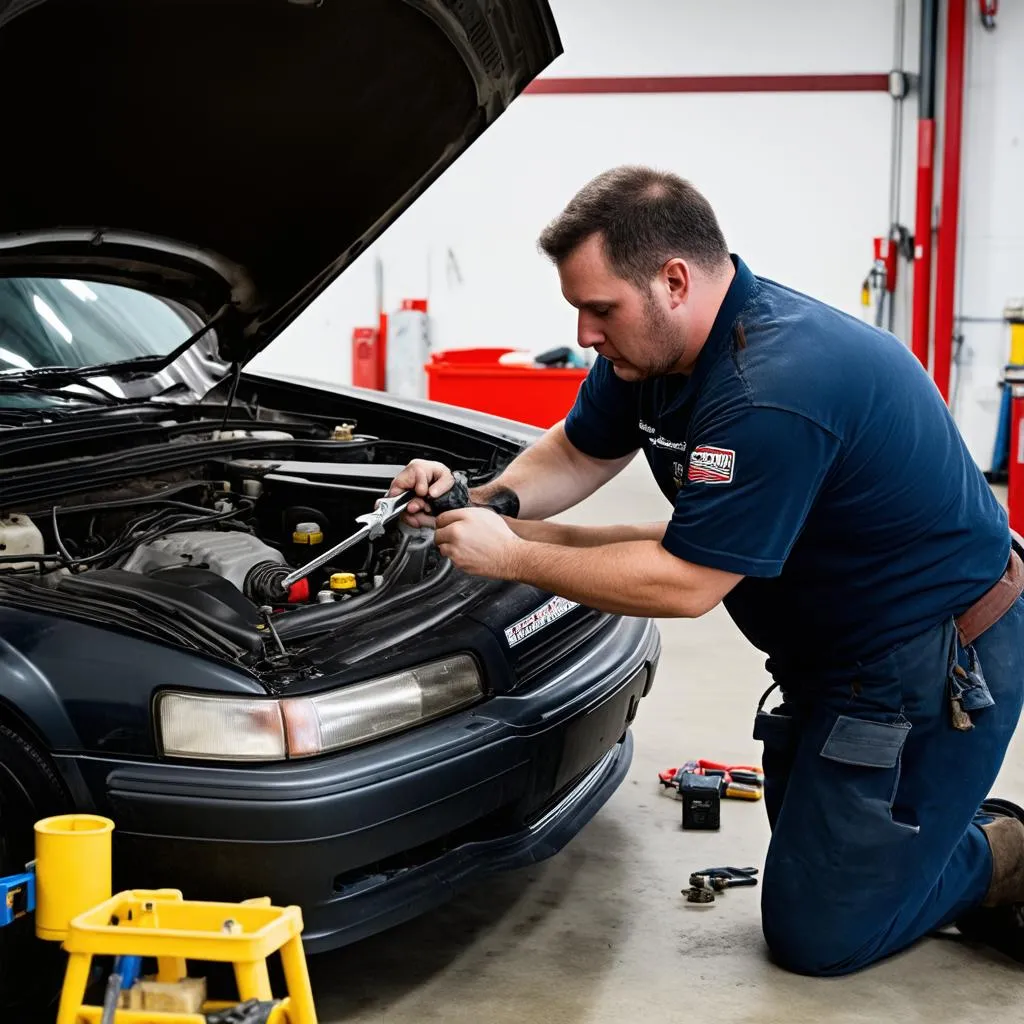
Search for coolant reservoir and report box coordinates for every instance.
[0,514,44,571]
[293,521,324,545]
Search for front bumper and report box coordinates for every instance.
[67,615,659,951]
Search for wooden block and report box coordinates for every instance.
[119,984,145,1010]
[136,976,207,1013]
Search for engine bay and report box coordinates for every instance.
[0,430,489,667]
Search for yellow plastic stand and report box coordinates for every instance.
[33,815,318,1024]
[34,814,114,943]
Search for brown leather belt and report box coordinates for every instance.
[955,543,1024,647]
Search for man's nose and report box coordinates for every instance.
[577,314,603,349]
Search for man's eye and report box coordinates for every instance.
[593,307,611,318]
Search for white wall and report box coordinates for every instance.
[250,0,899,389]
[249,0,1024,473]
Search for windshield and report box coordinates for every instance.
[0,277,195,374]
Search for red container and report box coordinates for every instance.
[425,348,588,429]
[352,326,381,390]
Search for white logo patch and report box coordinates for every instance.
[688,446,735,484]
[651,436,687,453]
[504,596,579,647]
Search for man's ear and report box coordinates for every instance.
[662,258,690,309]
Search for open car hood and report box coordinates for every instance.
[0,0,560,367]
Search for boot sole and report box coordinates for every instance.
[980,798,1024,823]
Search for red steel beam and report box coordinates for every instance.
[933,0,968,403]
[911,0,940,370]
[524,74,890,95]
[911,119,937,369]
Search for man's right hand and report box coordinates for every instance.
[387,459,455,528]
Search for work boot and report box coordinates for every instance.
[956,799,1024,961]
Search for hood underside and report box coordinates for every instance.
[0,0,560,362]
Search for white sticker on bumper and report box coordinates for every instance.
[504,596,579,647]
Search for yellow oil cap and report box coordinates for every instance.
[330,572,357,591]
[293,521,324,545]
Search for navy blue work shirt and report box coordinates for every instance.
[563,255,1010,674]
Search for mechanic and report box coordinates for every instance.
[387,166,1024,977]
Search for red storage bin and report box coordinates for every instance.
[425,348,588,429]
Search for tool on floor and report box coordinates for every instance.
[679,773,722,831]
[682,866,759,905]
[660,760,765,802]
[689,866,759,891]
[681,885,716,905]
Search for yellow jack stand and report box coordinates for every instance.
[34,814,318,1024]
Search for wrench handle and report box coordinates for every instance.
[280,524,370,588]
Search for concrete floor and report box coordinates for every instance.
[309,459,1024,1024]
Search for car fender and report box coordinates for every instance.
[0,627,94,807]
[0,631,81,750]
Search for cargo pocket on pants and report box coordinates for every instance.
[819,714,920,839]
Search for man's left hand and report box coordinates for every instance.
[434,508,524,580]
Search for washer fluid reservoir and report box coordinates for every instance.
[0,514,45,571]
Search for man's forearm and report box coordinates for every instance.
[506,519,668,547]
[470,422,634,520]
[508,538,738,618]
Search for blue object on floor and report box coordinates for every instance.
[0,870,35,927]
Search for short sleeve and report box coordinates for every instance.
[662,405,840,577]
[563,357,642,459]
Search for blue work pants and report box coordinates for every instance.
[756,596,1024,976]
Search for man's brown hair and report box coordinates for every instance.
[538,166,730,289]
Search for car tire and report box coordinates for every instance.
[0,722,72,1021]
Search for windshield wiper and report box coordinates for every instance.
[0,376,126,406]
[0,302,234,389]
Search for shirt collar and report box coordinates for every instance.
[685,254,756,392]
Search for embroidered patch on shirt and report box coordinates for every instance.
[688,445,735,484]
[651,436,687,453]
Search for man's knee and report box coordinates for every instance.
[761,876,883,977]
[762,913,860,977]
[761,905,877,978]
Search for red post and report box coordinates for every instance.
[911,119,936,370]
[933,0,968,403]
[377,312,388,392]
[1009,383,1024,535]
[911,0,939,371]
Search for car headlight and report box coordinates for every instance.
[157,655,483,762]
